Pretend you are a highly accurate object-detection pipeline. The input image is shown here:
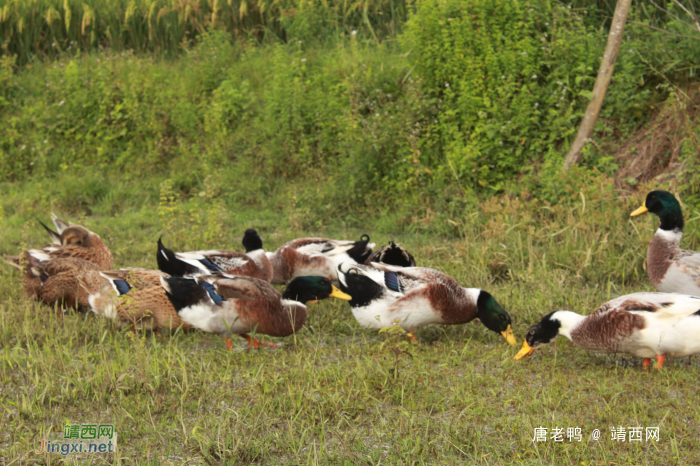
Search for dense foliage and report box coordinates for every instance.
[0,0,698,229]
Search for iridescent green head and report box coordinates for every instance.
[630,190,683,231]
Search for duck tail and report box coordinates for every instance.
[38,219,62,245]
[51,213,70,234]
[346,234,375,264]
[367,241,416,267]
[156,237,199,277]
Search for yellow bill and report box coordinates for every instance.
[501,324,516,346]
[329,286,352,301]
[630,205,648,217]
[514,340,535,360]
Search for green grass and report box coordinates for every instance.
[2,195,700,464]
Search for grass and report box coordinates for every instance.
[2,193,700,464]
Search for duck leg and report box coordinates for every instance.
[655,354,665,370]
[642,358,651,370]
[226,337,233,351]
[407,330,417,344]
[240,334,279,350]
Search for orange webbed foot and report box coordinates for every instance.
[655,354,665,370]
[241,334,278,350]
[642,358,651,371]
[407,330,417,344]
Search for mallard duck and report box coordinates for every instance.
[38,213,71,245]
[336,262,516,344]
[365,241,416,267]
[17,257,187,330]
[160,274,352,349]
[88,268,192,330]
[157,229,273,282]
[515,292,700,369]
[266,235,375,284]
[8,215,114,270]
[10,256,101,308]
[630,190,700,295]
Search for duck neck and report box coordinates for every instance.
[647,229,682,285]
[551,311,585,341]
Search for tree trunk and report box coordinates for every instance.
[562,0,633,170]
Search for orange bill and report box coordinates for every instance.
[514,340,535,360]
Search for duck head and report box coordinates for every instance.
[61,226,93,247]
[242,229,264,252]
[630,190,683,231]
[283,276,351,304]
[476,291,516,345]
[514,311,564,360]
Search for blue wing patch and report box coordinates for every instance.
[199,281,224,305]
[384,272,403,293]
[199,258,221,274]
[113,279,132,296]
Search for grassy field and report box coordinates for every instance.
[2,0,700,463]
[2,191,700,465]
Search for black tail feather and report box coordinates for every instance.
[370,241,416,267]
[157,237,199,277]
[346,234,373,264]
[38,219,61,245]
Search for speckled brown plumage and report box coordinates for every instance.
[110,285,191,330]
[16,256,102,308]
[89,268,191,330]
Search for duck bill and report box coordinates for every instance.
[501,325,516,346]
[630,205,648,217]
[329,286,352,301]
[514,340,535,360]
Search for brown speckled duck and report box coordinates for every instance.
[17,257,188,329]
[10,214,114,270]
[157,229,273,282]
[14,256,101,309]
[160,274,351,349]
[266,235,375,284]
[515,292,700,369]
[630,190,700,295]
[365,241,416,267]
[337,262,516,345]
[88,268,192,331]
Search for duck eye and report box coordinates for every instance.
[500,315,506,320]
[528,330,534,335]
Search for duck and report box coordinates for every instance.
[9,255,101,309]
[514,292,700,369]
[160,274,352,349]
[88,268,192,331]
[630,190,700,295]
[365,241,416,267]
[266,235,375,284]
[336,262,516,345]
[7,214,114,270]
[15,256,188,330]
[157,229,273,282]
